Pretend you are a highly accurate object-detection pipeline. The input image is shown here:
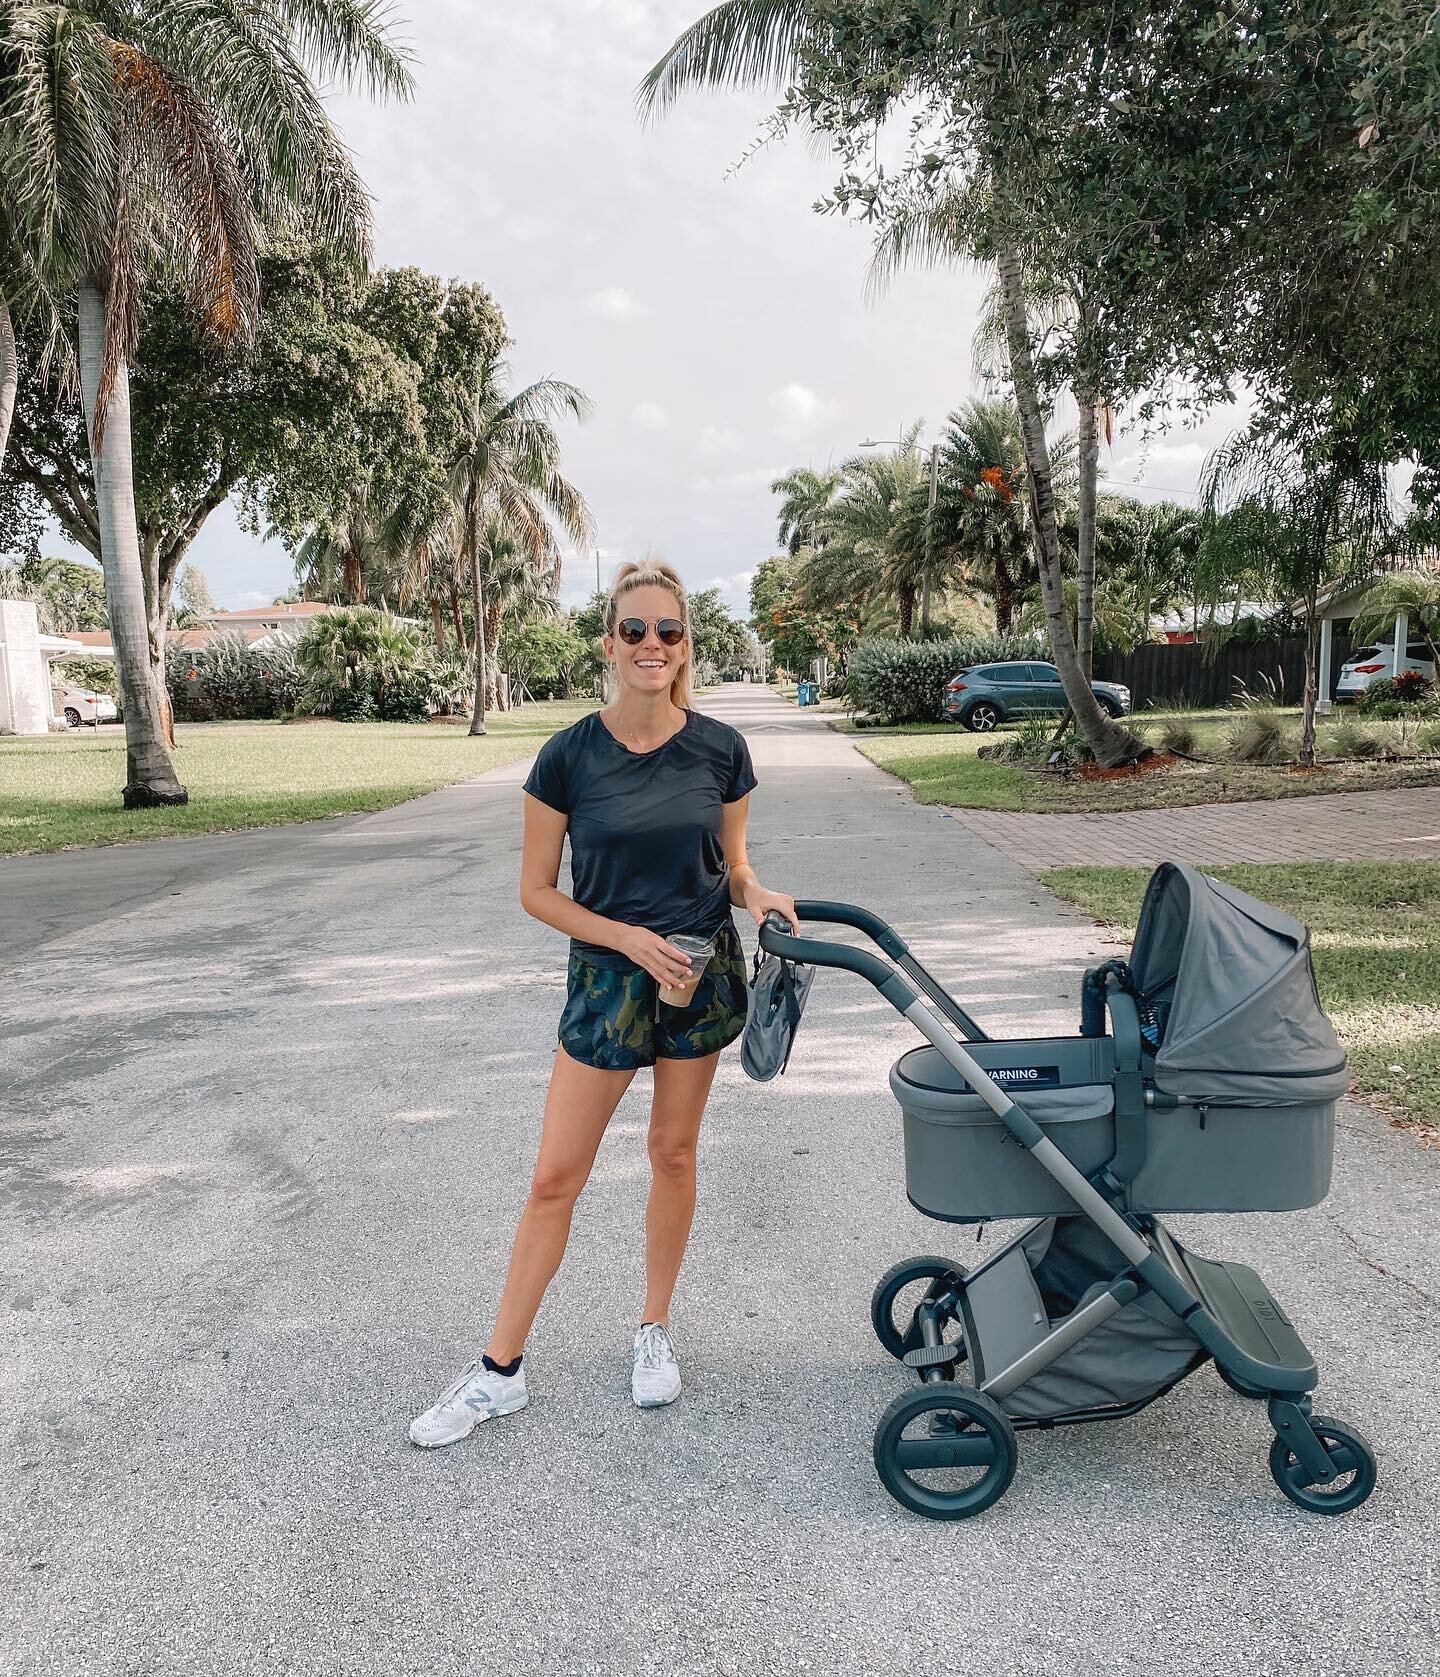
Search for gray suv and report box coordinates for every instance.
[944,661,1131,731]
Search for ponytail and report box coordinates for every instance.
[602,558,695,711]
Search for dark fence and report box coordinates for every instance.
[1093,634,1355,709]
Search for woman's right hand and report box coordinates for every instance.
[616,925,694,989]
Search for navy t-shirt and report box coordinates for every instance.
[523,708,759,966]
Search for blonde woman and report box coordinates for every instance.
[411,559,797,1445]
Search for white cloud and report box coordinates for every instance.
[692,465,786,495]
[700,568,757,618]
[584,286,645,322]
[769,382,839,440]
[698,424,743,458]
[631,401,669,430]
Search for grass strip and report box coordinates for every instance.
[0,701,592,858]
[1042,861,1440,1127]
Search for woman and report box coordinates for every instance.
[411,559,797,1446]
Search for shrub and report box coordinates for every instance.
[331,685,377,723]
[1416,720,1440,754]
[1155,715,1200,756]
[378,670,432,723]
[167,632,303,722]
[1328,717,1385,760]
[1393,669,1435,703]
[1223,709,1292,764]
[846,635,1043,724]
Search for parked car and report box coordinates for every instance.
[943,661,1131,731]
[54,682,118,727]
[1334,643,1436,704]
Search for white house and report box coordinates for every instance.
[0,598,114,735]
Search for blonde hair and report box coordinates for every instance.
[603,558,694,711]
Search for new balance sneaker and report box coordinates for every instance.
[408,1358,528,1448]
[631,1322,682,1408]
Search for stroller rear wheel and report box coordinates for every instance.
[871,1256,968,1362]
[1268,1416,1377,1514]
[873,1384,1017,1520]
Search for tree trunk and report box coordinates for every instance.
[1074,380,1099,682]
[994,555,1015,634]
[468,552,487,736]
[429,598,446,649]
[484,596,504,710]
[450,579,468,652]
[1300,584,1320,769]
[0,291,17,473]
[995,243,1142,767]
[897,582,916,639]
[77,283,187,806]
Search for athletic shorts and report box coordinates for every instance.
[557,921,749,1071]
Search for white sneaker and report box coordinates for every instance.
[632,1322,682,1408]
[409,1357,528,1448]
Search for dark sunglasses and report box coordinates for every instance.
[615,616,686,646]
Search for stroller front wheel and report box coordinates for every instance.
[1268,1416,1377,1514]
[871,1256,969,1362]
[873,1384,1018,1520]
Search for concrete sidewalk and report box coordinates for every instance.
[2,684,1436,1676]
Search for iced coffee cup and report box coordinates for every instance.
[658,933,716,1008]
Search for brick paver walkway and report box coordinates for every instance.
[952,786,1440,870]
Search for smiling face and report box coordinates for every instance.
[604,583,690,697]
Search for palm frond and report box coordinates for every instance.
[637,0,817,117]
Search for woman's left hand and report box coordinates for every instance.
[745,884,799,933]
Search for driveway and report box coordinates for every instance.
[2,684,1436,1675]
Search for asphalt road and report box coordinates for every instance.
[3,685,1436,1676]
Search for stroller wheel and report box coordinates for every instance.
[873,1384,1017,1520]
[871,1257,968,1362]
[1268,1416,1377,1515]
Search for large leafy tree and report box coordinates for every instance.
[0,1,411,805]
[1,247,449,737]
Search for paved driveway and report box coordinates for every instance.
[2,685,1436,1675]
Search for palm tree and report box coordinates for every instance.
[1095,497,1201,640]
[771,465,840,554]
[1198,430,1396,766]
[447,355,593,735]
[0,1,410,805]
[478,519,562,710]
[798,431,929,635]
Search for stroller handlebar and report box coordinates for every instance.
[758,901,988,1041]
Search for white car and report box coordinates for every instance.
[1334,642,1436,704]
[54,683,118,727]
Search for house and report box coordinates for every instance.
[1314,552,1440,710]
[195,602,334,645]
[0,599,115,735]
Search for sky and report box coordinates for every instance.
[43,0,1242,614]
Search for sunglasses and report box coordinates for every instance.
[614,616,687,647]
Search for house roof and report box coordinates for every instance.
[199,602,330,623]
[1319,550,1440,619]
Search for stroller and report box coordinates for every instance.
[758,861,1376,1521]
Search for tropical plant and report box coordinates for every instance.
[771,465,840,554]
[0,0,411,805]
[501,619,590,701]
[1349,568,1440,670]
[445,354,593,734]
[295,605,425,720]
[1199,430,1397,766]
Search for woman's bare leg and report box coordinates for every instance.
[485,1047,636,1362]
[641,1051,721,1325]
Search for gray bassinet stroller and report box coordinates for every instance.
[757,861,1376,1521]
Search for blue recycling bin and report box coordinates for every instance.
[797,681,819,706]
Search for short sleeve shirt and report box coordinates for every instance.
[523,708,758,965]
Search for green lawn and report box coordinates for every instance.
[0,701,593,858]
[1043,862,1440,1128]
[836,709,1440,813]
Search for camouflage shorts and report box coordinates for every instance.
[558,921,749,1071]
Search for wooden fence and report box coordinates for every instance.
[1093,635,1356,709]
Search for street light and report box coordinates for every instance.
[860,435,941,637]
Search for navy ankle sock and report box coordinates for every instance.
[482,1352,522,1378]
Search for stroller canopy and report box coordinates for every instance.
[1128,862,1349,1105]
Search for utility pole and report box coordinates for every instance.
[595,548,601,599]
[921,442,940,638]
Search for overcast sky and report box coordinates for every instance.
[50,1,1241,613]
